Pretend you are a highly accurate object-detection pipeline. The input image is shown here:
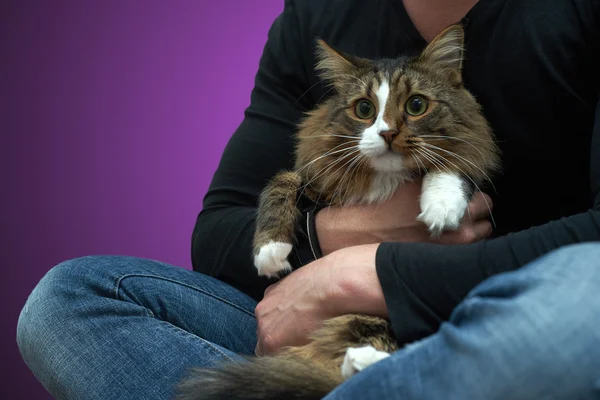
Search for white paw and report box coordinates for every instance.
[340,346,391,379]
[418,172,468,236]
[417,197,467,235]
[254,242,293,278]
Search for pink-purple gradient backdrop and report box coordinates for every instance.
[2,1,284,398]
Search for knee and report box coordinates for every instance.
[16,256,108,364]
[459,242,600,335]
[442,243,600,394]
[475,242,600,300]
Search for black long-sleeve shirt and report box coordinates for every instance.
[192,0,600,344]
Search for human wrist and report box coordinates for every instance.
[315,207,379,256]
[325,243,389,318]
[314,207,341,256]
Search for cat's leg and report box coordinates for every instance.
[340,345,391,378]
[417,171,471,236]
[253,170,302,278]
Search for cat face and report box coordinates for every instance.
[304,25,498,179]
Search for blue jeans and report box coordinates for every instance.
[17,243,600,400]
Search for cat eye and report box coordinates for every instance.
[354,99,376,119]
[405,95,429,116]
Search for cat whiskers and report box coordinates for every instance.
[414,147,478,221]
[294,79,364,108]
[305,134,360,140]
[327,73,370,90]
[420,133,497,145]
[295,79,327,107]
[295,141,360,176]
[314,86,337,106]
[414,146,472,220]
[340,156,369,206]
[419,142,497,194]
[296,146,362,205]
[418,135,488,160]
[410,152,427,175]
[330,151,367,206]
[414,145,496,228]
[307,150,363,208]
[322,149,363,205]
[316,78,371,106]
[414,147,445,174]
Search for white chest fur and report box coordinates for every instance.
[363,172,410,204]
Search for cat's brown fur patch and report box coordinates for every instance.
[280,315,399,371]
[294,105,375,205]
[253,171,302,251]
[179,23,502,400]
[175,315,397,400]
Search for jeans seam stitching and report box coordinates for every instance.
[159,320,234,362]
[113,273,255,317]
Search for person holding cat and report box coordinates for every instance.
[17,0,600,399]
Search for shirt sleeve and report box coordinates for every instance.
[376,95,600,345]
[191,0,317,301]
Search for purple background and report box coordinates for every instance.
[2,1,284,398]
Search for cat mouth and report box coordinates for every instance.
[358,136,405,172]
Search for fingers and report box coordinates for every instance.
[254,301,269,357]
[466,191,493,222]
[254,292,279,357]
[438,220,492,245]
[255,331,276,357]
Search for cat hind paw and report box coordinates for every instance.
[340,346,391,379]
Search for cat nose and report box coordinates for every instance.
[379,130,399,145]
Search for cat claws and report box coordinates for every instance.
[418,194,467,236]
[254,242,293,278]
[417,203,465,236]
[341,346,391,379]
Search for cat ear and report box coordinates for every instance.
[314,39,364,85]
[419,24,465,71]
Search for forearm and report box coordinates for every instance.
[325,243,389,318]
[315,208,383,256]
[376,207,600,344]
[192,205,323,300]
[313,181,431,256]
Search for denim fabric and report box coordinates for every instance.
[17,256,257,399]
[325,243,600,400]
[17,243,600,400]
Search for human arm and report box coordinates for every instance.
[191,1,312,300]
[255,96,600,354]
[192,0,491,301]
[254,243,385,356]
[315,182,494,256]
[254,192,496,355]
[374,96,600,345]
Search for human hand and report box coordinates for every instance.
[254,243,383,356]
[315,179,493,256]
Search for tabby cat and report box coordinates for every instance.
[176,24,500,400]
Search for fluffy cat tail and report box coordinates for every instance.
[174,355,343,400]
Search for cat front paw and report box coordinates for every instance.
[254,242,293,278]
[341,346,391,379]
[418,172,468,236]
[417,195,467,236]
